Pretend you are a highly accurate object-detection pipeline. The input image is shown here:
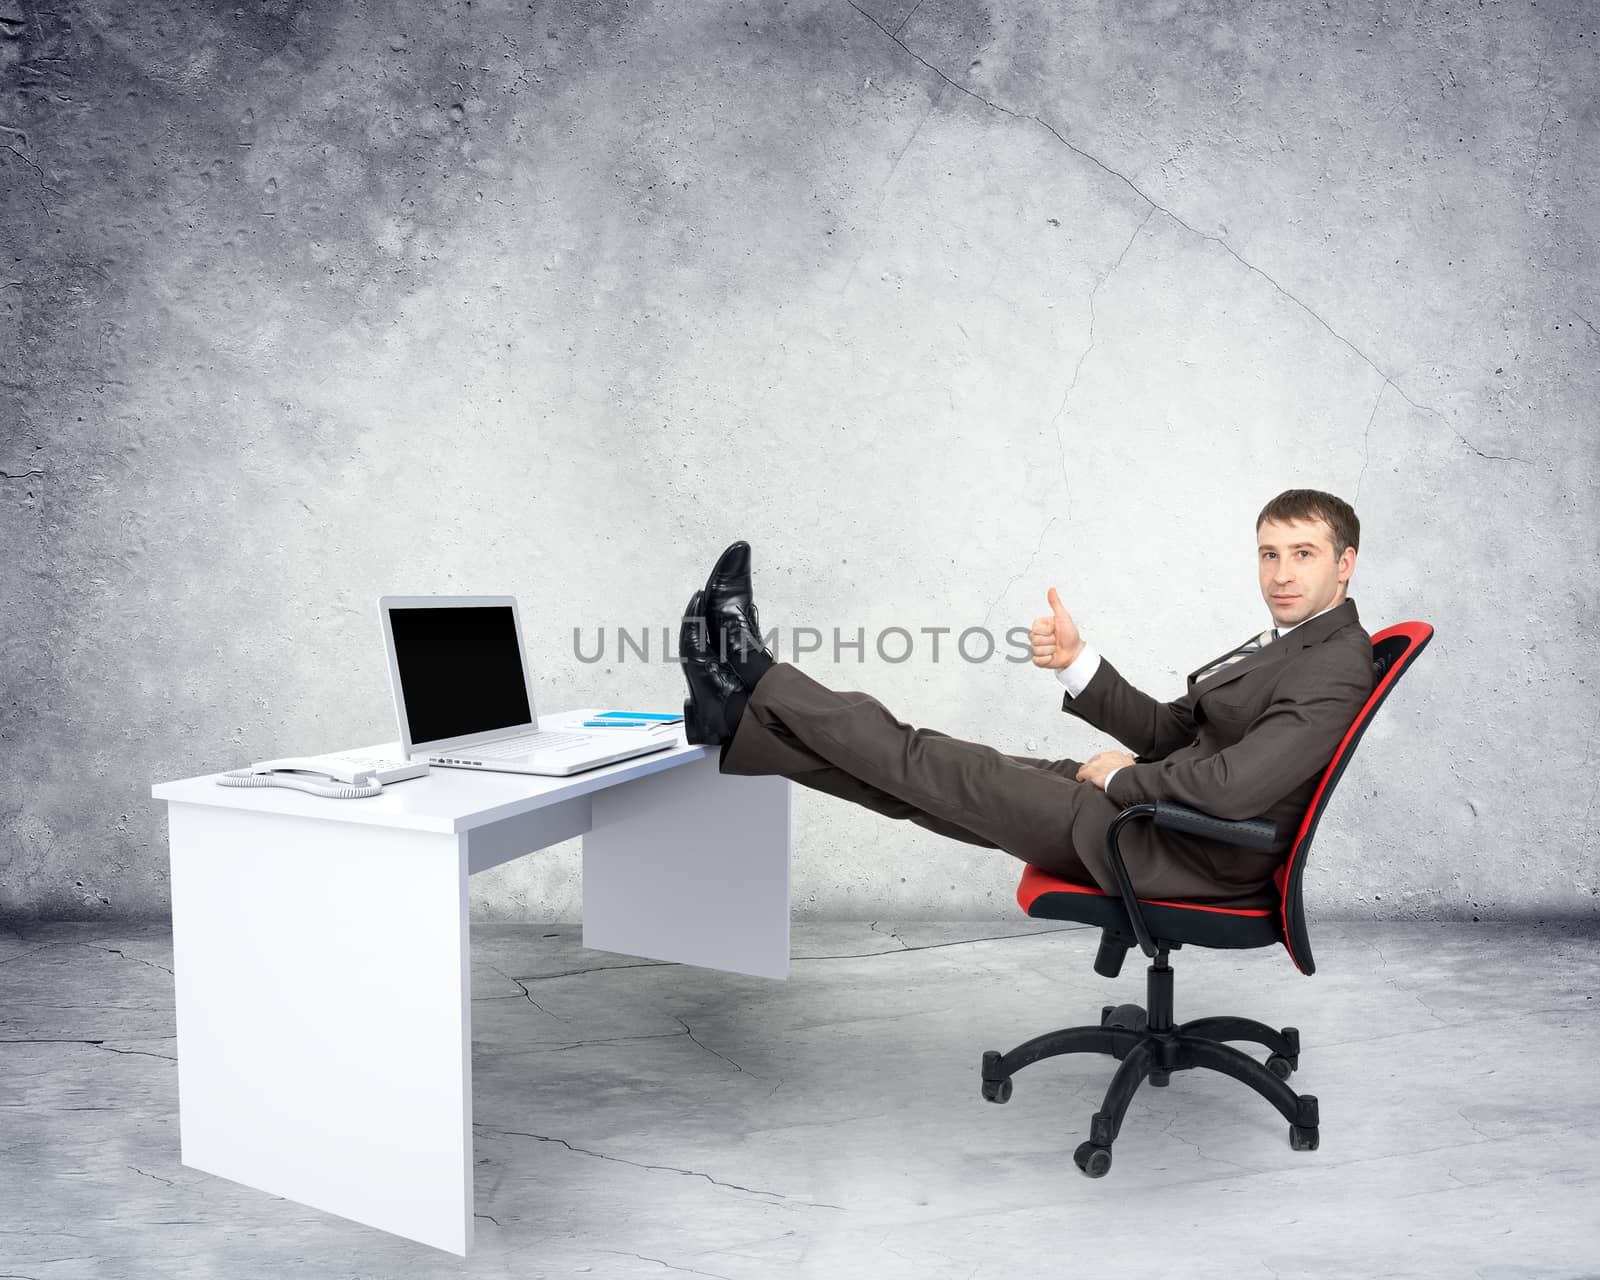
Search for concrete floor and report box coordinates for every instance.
[2,918,1597,1279]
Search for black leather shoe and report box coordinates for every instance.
[701,540,773,689]
[679,589,746,745]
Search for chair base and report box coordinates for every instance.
[979,949,1321,1176]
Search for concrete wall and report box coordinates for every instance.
[2,0,1594,922]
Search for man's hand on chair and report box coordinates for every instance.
[1030,587,1086,669]
[1076,750,1136,791]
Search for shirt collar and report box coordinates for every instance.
[1273,599,1343,639]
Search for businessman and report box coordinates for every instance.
[678,489,1376,909]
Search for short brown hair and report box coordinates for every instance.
[1255,489,1360,561]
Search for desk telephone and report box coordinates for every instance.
[216,751,430,799]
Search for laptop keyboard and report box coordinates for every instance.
[474,732,591,758]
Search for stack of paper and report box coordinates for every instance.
[584,711,685,735]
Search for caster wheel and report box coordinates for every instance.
[1149,1069,1171,1088]
[1289,1123,1319,1151]
[1105,1003,1148,1032]
[981,1077,1013,1103]
[1074,1141,1113,1178]
[1266,1053,1295,1080]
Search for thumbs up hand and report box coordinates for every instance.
[1030,586,1086,670]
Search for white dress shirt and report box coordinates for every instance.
[1055,600,1344,792]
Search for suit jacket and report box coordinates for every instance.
[1060,597,1375,875]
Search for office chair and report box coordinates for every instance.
[979,622,1433,1176]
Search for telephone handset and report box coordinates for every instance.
[215,752,429,799]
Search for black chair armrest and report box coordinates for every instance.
[1151,801,1278,850]
[1102,803,1279,959]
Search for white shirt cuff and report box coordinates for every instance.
[1104,765,1123,795]
[1054,641,1101,698]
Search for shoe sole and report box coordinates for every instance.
[680,588,724,746]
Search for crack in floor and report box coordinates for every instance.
[473,1124,845,1210]
[673,1015,748,1074]
[794,924,1083,959]
[595,1247,734,1280]
[512,960,675,983]
[95,1045,177,1062]
[480,961,564,1019]
[95,946,172,975]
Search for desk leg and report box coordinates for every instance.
[583,754,791,979]
[167,802,473,1255]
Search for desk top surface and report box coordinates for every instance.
[149,710,713,834]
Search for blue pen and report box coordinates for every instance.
[583,719,652,728]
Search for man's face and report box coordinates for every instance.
[1257,517,1356,628]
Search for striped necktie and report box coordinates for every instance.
[1195,627,1279,685]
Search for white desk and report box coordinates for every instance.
[148,710,791,1256]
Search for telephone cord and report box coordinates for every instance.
[215,769,384,799]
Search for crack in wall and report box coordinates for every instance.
[842,0,1533,469]
[1352,379,1387,507]
[1574,704,1600,858]
[979,514,1056,630]
[1524,21,1559,203]
[1057,209,1155,429]
[841,79,948,294]
[1040,206,1155,545]
[473,1123,845,1209]
[892,0,925,37]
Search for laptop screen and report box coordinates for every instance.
[389,604,533,746]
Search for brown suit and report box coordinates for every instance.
[717,597,1373,910]
[1059,596,1375,905]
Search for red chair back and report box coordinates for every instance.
[1275,621,1434,974]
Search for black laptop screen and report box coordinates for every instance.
[390,604,533,745]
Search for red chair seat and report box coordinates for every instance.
[1017,864,1282,951]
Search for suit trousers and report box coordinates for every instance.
[717,660,1278,906]
[717,660,1120,889]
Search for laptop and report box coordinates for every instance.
[377,595,675,777]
